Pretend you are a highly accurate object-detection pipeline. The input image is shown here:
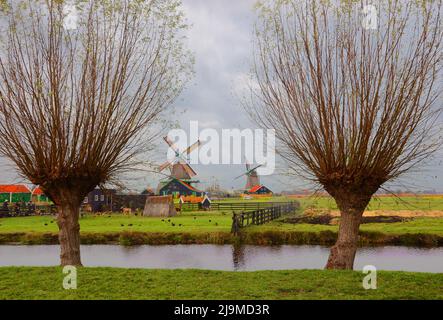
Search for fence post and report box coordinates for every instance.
[241,211,245,227]
[231,212,240,235]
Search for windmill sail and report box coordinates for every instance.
[234,163,262,190]
[158,160,174,172]
[158,136,202,181]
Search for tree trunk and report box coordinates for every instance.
[324,189,374,270]
[57,202,82,266]
[325,210,363,269]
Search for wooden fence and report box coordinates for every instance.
[0,205,56,217]
[231,202,299,234]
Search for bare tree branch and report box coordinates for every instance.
[248,0,442,269]
[0,0,192,265]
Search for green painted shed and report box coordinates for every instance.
[0,185,32,203]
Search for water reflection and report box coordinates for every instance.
[232,244,245,270]
[0,244,442,272]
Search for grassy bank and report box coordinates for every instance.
[1,195,442,246]
[5,229,442,246]
[297,195,443,211]
[0,212,233,234]
[214,195,443,211]
[2,213,443,235]
[0,215,442,246]
[0,267,441,300]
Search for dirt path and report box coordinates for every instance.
[329,210,443,218]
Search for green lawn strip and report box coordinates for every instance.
[255,217,443,235]
[183,195,443,210]
[297,196,443,211]
[0,212,233,233]
[1,214,442,235]
[0,267,441,300]
[0,215,442,246]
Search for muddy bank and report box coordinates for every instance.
[0,230,442,247]
[283,215,413,225]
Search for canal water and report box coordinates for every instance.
[0,245,442,272]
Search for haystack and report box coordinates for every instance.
[143,195,177,217]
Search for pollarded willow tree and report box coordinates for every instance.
[249,0,442,269]
[0,0,192,266]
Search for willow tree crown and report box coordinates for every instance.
[249,0,442,196]
[0,0,193,196]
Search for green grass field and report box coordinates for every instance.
[1,213,442,236]
[206,195,443,210]
[252,218,443,236]
[0,197,442,301]
[0,195,442,245]
[0,211,232,233]
[0,267,441,300]
[297,195,443,211]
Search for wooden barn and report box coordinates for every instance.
[246,185,273,195]
[0,185,31,203]
[143,195,177,217]
[158,179,204,197]
[82,187,154,213]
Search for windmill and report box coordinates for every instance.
[156,137,204,197]
[158,136,201,182]
[234,163,263,190]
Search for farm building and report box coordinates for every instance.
[0,185,31,203]
[200,195,211,210]
[112,193,149,211]
[82,188,151,212]
[143,195,177,217]
[83,188,115,212]
[158,179,204,197]
[31,186,51,203]
[246,185,273,195]
[178,194,211,210]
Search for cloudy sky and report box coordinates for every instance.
[0,0,441,193]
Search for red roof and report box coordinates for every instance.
[176,179,202,192]
[32,186,44,195]
[0,184,31,193]
[248,185,264,193]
